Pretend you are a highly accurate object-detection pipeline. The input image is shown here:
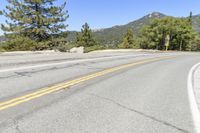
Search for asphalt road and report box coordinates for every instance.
[0,51,200,133]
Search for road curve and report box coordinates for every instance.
[0,52,200,133]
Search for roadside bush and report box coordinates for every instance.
[117,42,140,49]
[57,43,76,52]
[191,37,200,51]
[2,36,37,51]
[1,34,69,51]
[84,45,106,53]
[0,46,6,52]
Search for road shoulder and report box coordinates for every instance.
[190,63,200,133]
[194,64,200,112]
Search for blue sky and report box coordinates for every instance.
[0,0,200,35]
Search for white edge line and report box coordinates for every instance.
[188,62,200,133]
[0,54,148,73]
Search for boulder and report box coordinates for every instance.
[70,46,84,53]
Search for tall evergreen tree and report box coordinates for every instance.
[76,23,96,47]
[189,11,193,26]
[120,29,134,48]
[1,0,69,50]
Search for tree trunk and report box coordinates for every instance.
[179,40,182,51]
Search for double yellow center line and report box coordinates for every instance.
[0,56,173,111]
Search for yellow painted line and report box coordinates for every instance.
[0,56,174,111]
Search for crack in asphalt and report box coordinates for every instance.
[13,119,23,133]
[0,63,104,80]
[0,62,102,80]
[0,74,19,79]
[77,63,106,70]
[15,72,32,77]
[0,55,140,80]
[0,58,82,67]
[88,93,189,133]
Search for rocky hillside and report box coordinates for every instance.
[94,12,166,45]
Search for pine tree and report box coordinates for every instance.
[1,0,69,50]
[189,11,193,26]
[76,23,96,47]
[121,29,134,48]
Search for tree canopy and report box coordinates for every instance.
[140,17,196,51]
[76,23,97,47]
[1,0,69,50]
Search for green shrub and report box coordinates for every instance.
[84,45,106,53]
[57,43,76,52]
[191,37,200,51]
[1,33,70,51]
[2,36,37,51]
[0,46,6,52]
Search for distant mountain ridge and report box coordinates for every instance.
[1,12,200,45]
[67,12,200,45]
[66,12,168,45]
[93,12,167,45]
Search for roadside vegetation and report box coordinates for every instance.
[0,1,200,52]
[139,16,196,51]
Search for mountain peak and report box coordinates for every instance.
[146,12,166,18]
